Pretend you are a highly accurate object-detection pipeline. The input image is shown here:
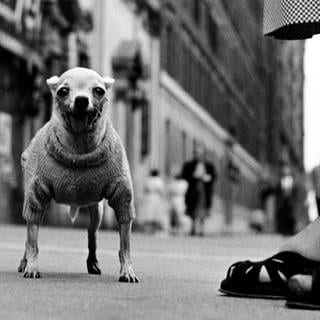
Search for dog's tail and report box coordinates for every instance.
[69,206,79,223]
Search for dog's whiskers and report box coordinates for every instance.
[93,104,103,117]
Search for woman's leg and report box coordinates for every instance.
[279,217,320,261]
[220,217,320,297]
[274,217,320,293]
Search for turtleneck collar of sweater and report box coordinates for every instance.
[45,122,112,168]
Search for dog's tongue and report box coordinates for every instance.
[68,113,90,132]
[67,110,97,132]
[72,111,87,120]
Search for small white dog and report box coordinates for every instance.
[18,67,138,283]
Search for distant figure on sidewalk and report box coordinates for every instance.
[276,166,296,235]
[167,173,192,235]
[137,169,169,234]
[249,208,266,233]
[311,164,320,216]
[181,149,217,236]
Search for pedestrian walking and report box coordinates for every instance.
[181,149,216,236]
[220,0,320,311]
[311,164,320,216]
[259,175,277,232]
[249,208,265,233]
[167,173,192,236]
[275,166,296,235]
[292,174,310,232]
[137,169,169,234]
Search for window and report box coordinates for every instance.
[165,119,171,177]
[161,17,229,139]
[141,101,149,158]
[191,0,201,25]
[181,130,187,162]
[0,0,17,10]
[206,12,217,52]
[0,0,18,22]
[164,23,175,78]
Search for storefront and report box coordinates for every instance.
[0,0,42,222]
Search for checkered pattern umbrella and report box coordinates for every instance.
[263,0,320,39]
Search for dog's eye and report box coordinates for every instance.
[93,87,105,97]
[57,87,69,98]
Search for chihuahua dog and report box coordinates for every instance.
[18,67,138,283]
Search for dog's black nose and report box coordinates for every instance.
[74,96,89,111]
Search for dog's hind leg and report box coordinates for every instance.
[87,202,103,274]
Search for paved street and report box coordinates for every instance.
[0,224,318,320]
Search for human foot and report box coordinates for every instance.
[220,252,318,299]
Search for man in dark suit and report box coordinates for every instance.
[181,149,217,236]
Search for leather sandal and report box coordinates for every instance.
[220,251,318,299]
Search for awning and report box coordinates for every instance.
[263,0,320,39]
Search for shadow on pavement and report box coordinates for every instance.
[0,270,117,283]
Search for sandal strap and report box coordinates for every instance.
[226,251,318,284]
[226,260,250,278]
[274,252,318,275]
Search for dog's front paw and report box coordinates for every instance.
[87,258,101,275]
[119,263,139,283]
[23,258,41,279]
[18,258,27,273]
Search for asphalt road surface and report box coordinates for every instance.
[0,225,318,320]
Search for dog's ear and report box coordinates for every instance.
[103,77,115,90]
[46,76,60,91]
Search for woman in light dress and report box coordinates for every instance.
[138,169,169,234]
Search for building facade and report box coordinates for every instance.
[88,0,305,231]
[0,0,43,223]
[0,0,305,231]
[160,0,305,230]
[0,0,92,223]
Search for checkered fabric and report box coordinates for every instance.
[263,0,320,39]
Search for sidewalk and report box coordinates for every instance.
[0,224,319,320]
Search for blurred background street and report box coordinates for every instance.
[0,0,313,235]
[1,0,320,318]
[1,224,320,320]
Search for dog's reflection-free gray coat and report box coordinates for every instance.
[21,118,135,224]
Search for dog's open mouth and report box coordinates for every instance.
[65,109,100,132]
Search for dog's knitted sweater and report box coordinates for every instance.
[22,119,135,224]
